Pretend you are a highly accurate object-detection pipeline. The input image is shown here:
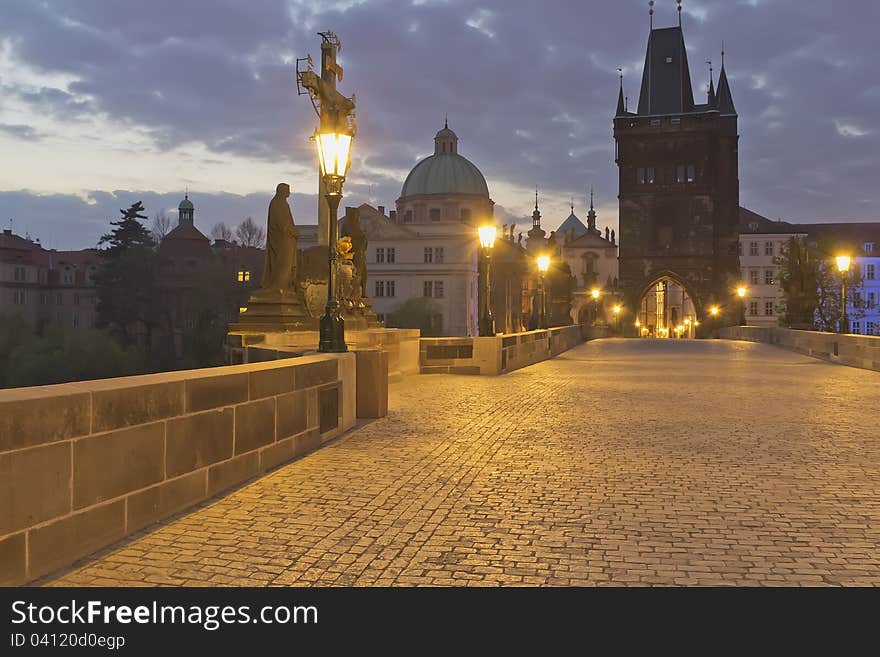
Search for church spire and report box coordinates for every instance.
[706,59,716,106]
[587,186,598,234]
[616,68,626,116]
[527,188,546,250]
[716,47,736,115]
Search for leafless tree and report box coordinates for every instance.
[151,210,172,241]
[210,222,234,242]
[235,217,265,248]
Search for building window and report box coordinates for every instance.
[237,270,250,282]
[749,241,759,256]
[56,293,63,305]
[749,301,758,316]
[435,247,444,263]
[868,292,877,309]
[63,271,73,284]
[374,281,385,297]
[764,270,774,285]
[376,247,385,264]
[72,313,79,328]
[376,313,385,323]
[764,301,774,316]
[865,242,875,253]
[636,167,644,184]
[737,242,743,256]
[39,293,48,305]
[13,290,26,305]
[429,208,441,222]
[386,281,396,297]
[675,164,685,183]
[852,321,861,334]
[854,291,862,306]
[686,164,695,182]
[424,248,433,264]
[404,210,413,223]
[434,281,444,298]
[646,167,655,184]
[423,281,433,297]
[73,293,80,305]
[460,208,471,223]
[387,247,396,263]
[764,241,774,256]
[749,270,759,285]
[13,266,26,282]
[868,321,877,336]
[866,264,876,280]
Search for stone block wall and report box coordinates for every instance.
[419,325,584,375]
[719,326,880,372]
[0,353,357,585]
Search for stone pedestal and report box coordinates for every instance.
[228,289,316,333]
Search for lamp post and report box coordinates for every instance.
[836,255,851,334]
[736,285,747,326]
[613,304,622,334]
[537,256,550,329]
[590,287,601,325]
[477,225,497,336]
[314,128,353,353]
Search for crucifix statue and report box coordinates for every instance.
[296,31,357,246]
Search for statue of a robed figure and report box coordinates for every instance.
[260,182,299,294]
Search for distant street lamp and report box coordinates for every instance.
[590,287,601,325]
[315,127,353,353]
[836,255,852,334]
[736,285,747,326]
[709,305,720,317]
[477,225,497,336]
[613,303,622,334]
[537,255,550,329]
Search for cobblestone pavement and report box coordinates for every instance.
[47,339,880,586]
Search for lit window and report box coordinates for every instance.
[237,270,251,282]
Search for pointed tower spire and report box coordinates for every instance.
[649,1,654,29]
[527,188,546,249]
[616,68,626,116]
[677,0,683,27]
[716,46,736,115]
[587,186,598,234]
[706,59,716,106]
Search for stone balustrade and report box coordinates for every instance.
[419,325,584,375]
[719,325,880,372]
[0,351,391,586]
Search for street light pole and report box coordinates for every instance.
[314,130,353,353]
[736,285,747,327]
[537,256,550,329]
[477,225,497,336]
[836,255,851,334]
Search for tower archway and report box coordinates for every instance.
[634,271,702,338]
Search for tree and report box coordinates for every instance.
[211,222,234,242]
[93,201,167,347]
[151,210,172,242]
[386,297,444,336]
[236,217,265,248]
[775,236,865,331]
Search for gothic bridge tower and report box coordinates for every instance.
[614,11,740,333]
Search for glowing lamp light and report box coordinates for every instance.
[684,318,691,326]
[709,306,720,317]
[736,286,747,298]
[315,130,353,181]
[537,256,550,273]
[836,255,852,273]
[591,288,601,300]
[478,225,497,249]
[613,304,622,315]
[239,307,247,314]
[635,319,641,328]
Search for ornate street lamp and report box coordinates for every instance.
[537,255,550,329]
[736,285,747,326]
[314,128,353,352]
[836,255,851,334]
[477,225,497,336]
[613,303,622,334]
[590,287,601,325]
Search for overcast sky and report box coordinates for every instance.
[1,0,877,250]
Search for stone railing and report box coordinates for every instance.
[419,325,584,375]
[719,325,880,372]
[0,351,387,586]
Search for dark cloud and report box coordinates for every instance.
[1,0,879,249]
[0,123,42,140]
